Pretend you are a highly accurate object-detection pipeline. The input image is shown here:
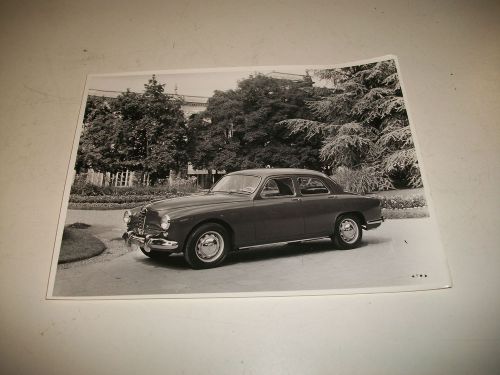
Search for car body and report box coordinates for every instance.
[123,168,383,268]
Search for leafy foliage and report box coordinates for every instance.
[284,59,423,189]
[70,195,179,203]
[373,194,427,209]
[76,76,188,181]
[330,166,393,194]
[320,122,378,168]
[70,179,197,196]
[77,65,422,194]
[76,96,120,173]
[68,182,195,209]
[188,74,323,172]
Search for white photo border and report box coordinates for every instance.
[46,55,452,300]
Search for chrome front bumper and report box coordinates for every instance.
[123,231,179,252]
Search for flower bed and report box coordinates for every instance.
[68,201,154,210]
[68,180,199,209]
[68,193,191,210]
[373,194,427,210]
[69,193,183,204]
[382,207,429,219]
[70,182,197,197]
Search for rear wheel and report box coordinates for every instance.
[332,214,362,249]
[184,223,229,269]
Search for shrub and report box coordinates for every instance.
[68,202,151,210]
[70,177,198,197]
[330,166,393,194]
[382,206,429,219]
[373,194,427,209]
[70,180,116,196]
[69,193,186,204]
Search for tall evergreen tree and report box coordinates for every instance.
[283,59,421,191]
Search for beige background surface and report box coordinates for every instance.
[1,1,499,374]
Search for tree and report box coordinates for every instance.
[283,59,422,191]
[77,76,188,183]
[76,96,120,173]
[188,74,323,173]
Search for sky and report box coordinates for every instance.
[87,66,334,98]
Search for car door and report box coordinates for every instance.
[252,176,304,244]
[296,176,341,237]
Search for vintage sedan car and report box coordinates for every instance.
[123,168,383,269]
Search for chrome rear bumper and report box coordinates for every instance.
[123,231,179,252]
[364,217,384,230]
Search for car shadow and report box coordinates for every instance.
[135,253,190,270]
[361,236,393,246]
[135,236,392,269]
[226,240,347,265]
[227,236,393,265]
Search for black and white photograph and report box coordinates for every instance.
[5,2,500,373]
[47,56,451,298]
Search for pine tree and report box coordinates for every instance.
[282,59,422,192]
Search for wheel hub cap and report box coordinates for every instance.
[196,232,224,261]
[339,219,359,244]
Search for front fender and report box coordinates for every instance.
[165,201,255,251]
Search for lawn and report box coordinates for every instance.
[368,187,425,198]
[370,188,428,219]
[58,225,106,263]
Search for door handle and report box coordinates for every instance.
[291,197,301,202]
[328,195,337,199]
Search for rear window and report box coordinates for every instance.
[298,177,330,195]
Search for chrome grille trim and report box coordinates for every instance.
[140,208,147,235]
[130,208,147,235]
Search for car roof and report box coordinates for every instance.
[226,168,328,178]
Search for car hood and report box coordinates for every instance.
[144,192,251,212]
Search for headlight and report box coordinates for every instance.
[123,210,132,224]
[160,214,171,230]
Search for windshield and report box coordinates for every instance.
[210,175,261,194]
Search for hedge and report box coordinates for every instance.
[69,193,183,204]
[68,202,152,210]
[70,181,197,197]
[68,192,191,209]
[374,195,427,210]
[382,207,429,219]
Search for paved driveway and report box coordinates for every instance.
[52,210,450,297]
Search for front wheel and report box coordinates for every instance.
[184,223,230,269]
[332,214,362,249]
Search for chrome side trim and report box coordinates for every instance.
[238,236,330,250]
[366,218,384,225]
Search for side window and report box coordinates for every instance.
[298,177,330,195]
[261,177,295,198]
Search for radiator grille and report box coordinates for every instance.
[130,208,147,235]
